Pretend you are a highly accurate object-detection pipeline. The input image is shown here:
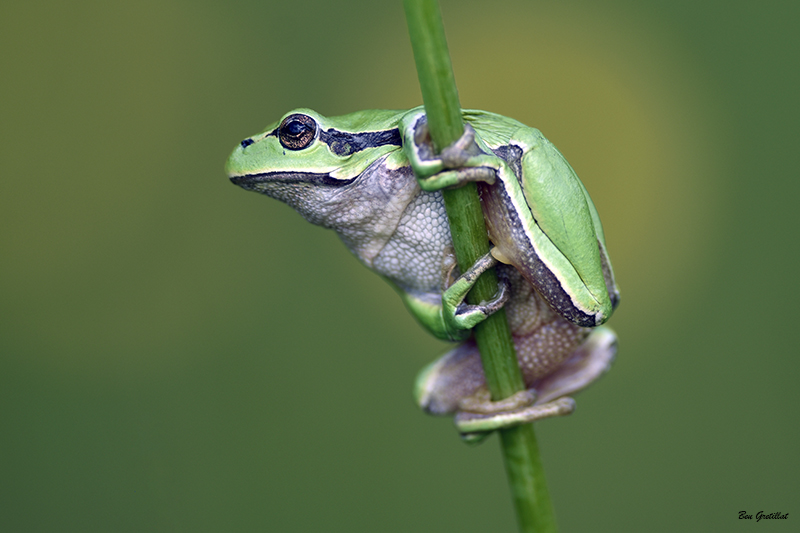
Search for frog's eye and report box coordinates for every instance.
[278,114,317,150]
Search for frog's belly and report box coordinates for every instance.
[499,264,591,381]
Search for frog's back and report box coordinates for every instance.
[321,108,409,133]
[462,109,529,148]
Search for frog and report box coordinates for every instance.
[226,106,619,440]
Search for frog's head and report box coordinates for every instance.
[226,108,404,225]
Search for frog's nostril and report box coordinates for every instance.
[240,138,255,148]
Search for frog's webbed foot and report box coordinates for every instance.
[414,124,500,191]
[443,250,510,333]
[456,390,576,444]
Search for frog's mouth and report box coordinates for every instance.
[229,171,357,188]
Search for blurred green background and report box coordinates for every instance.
[1,0,798,531]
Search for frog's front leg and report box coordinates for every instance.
[394,250,510,342]
[403,115,503,191]
[443,251,510,334]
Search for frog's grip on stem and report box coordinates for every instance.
[452,251,510,321]
[456,396,576,440]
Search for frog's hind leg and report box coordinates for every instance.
[414,340,485,416]
[414,326,616,439]
[532,326,617,404]
[455,395,576,443]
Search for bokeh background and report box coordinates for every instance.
[1,1,798,531]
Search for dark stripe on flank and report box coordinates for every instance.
[319,128,402,156]
[492,144,524,182]
[599,245,620,310]
[478,174,598,328]
[230,171,357,188]
[493,143,540,219]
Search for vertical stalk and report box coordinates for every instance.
[403,1,557,531]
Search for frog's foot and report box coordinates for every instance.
[455,389,575,443]
[443,251,510,333]
[415,124,500,191]
[439,124,483,168]
[414,326,617,442]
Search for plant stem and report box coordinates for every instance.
[402,1,557,531]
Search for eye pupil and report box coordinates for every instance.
[278,113,317,150]
[285,121,307,136]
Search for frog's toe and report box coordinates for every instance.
[439,124,477,167]
[456,396,576,437]
[457,388,536,414]
[442,251,508,331]
[454,274,509,323]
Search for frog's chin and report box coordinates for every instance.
[229,171,352,188]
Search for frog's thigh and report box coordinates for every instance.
[513,319,592,384]
[533,326,617,404]
[414,341,485,415]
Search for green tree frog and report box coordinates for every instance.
[226,107,619,439]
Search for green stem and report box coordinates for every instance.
[402,1,557,531]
